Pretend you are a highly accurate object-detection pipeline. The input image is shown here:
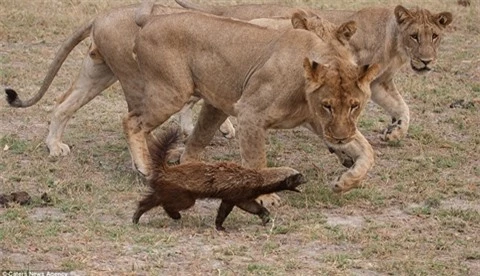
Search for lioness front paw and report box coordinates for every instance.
[382,119,407,142]
[48,142,71,157]
[328,147,355,168]
[331,177,362,193]
[255,193,281,207]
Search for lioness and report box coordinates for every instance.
[4,4,236,159]
[128,10,379,195]
[175,0,453,142]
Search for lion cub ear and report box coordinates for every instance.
[336,21,357,43]
[435,12,453,28]
[303,58,327,92]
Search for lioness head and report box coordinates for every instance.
[291,10,357,46]
[294,13,379,145]
[394,5,453,74]
[303,59,379,145]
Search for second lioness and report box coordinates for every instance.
[175,0,453,142]
[128,12,379,193]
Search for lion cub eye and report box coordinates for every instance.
[432,33,438,40]
[351,103,359,111]
[410,34,419,42]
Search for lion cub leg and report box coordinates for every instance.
[330,131,375,193]
[371,79,410,142]
[181,103,229,163]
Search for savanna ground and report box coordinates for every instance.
[0,0,479,275]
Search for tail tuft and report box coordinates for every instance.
[5,88,21,107]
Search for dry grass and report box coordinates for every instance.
[1,0,479,275]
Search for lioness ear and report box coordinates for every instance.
[292,10,310,30]
[303,58,327,91]
[336,21,357,42]
[358,63,380,88]
[435,12,453,28]
[394,5,413,25]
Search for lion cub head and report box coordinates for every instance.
[297,17,379,145]
[394,5,453,74]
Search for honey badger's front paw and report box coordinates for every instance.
[382,119,407,142]
[255,193,281,207]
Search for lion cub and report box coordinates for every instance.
[132,128,306,230]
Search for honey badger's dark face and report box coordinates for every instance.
[283,173,307,192]
[258,167,306,192]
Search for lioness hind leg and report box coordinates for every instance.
[219,117,236,139]
[177,96,236,139]
[46,51,117,157]
[177,96,199,137]
[124,80,194,175]
[370,79,410,142]
[181,102,229,163]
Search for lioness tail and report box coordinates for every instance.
[5,18,94,108]
[174,0,222,15]
[135,0,155,27]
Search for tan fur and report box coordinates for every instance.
[3,4,236,161]
[175,1,453,142]
[128,11,379,196]
[133,128,306,231]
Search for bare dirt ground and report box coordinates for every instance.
[1,0,479,275]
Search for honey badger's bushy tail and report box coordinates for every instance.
[148,127,181,177]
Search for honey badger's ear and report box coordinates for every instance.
[303,58,328,92]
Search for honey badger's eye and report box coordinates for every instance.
[410,33,418,41]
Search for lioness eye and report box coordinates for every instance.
[351,104,359,110]
[432,33,438,40]
[410,34,418,41]
[323,104,332,112]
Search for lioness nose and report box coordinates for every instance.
[334,137,349,144]
[421,58,433,66]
